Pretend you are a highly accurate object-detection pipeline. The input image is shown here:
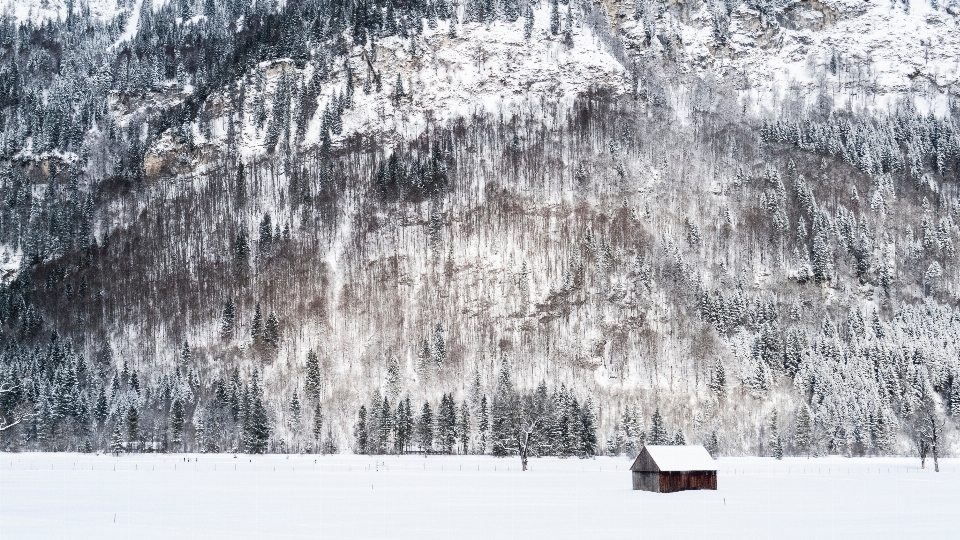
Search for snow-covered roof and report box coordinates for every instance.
[631,445,717,472]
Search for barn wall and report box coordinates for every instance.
[630,449,659,473]
[659,471,717,493]
[632,472,661,492]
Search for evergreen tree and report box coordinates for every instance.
[355,405,368,454]
[125,405,139,449]
[220,298,236,338]
[770,410,783,459]
[377,396,392,453]
[431,324,446,369]
[811,231,832,283]
[706,430,720,457]
[523,5,534,39]
[251,304,263,343]
[130,370,141,395]
[233,231,250,269]
[491,362,516,457]
[171,398,185,448]
[437,393,456,453]
[708,359,726,396]
[951,380,960,417]
[417,401,434,454]
[94,387,108,426]
[111,425,125,455]
[235,162,247,202]
[795,405,813,457]
[394,397,414,453]
[650,408,668,445]
[672,428,686,446]
[386,355,402,400]
[264,312,280,346]
[477,395,489,454]
[179,341,192,367]
[258,214,273,255]
[458,401,471,454]
[578,398,598,457]
[243,374,271,454]
[313,400,323,447]
[289,392,302,432]
[550,0,560,35]
[305,351,322,402]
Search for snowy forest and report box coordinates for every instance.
[0,0,958,465]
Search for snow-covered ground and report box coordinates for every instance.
[1,454,956,539]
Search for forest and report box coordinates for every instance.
[0,0,958,465]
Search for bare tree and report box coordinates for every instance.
[492,385,551,471]
[911,397,946,472]
[919,408,946,473]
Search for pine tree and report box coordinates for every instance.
[795,405,813,457]
[243,374,271,454]
[417,401,434,454]
[235,161,247,202]
[233,231,250,270]
[313,400,324,448]
[305,350,322,402]
[431,324,446,369]
[770,410,783,459]
[130,370,140,395]
[811,231,831,283]
[264,312,280,346]
[258,214,273,255]
[378,396,392,453]
[180,341,192,367]
[94,387,108,426]
[523,5,534,39]
[477,395,489,454]
[111,425,125,455]
[650,408,668,445]
[251,303,263,343]
[393,73,404,105]
[125,405,139,449]
[951,380,960,417]
[437,393,456,454]
[171,398,185,448]
[289,392,302,432]
[550,0,560,35]
[394,397,414,453]
[708,359,726,396]
[355,405,368,454]
[563,3,573,47]
[220,298,236,338]
[579,398,598,457]
[706,430,720,457]
[672,428,686,446]
[458,402,471,454]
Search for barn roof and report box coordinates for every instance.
[630,445,717,472]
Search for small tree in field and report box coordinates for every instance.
[111,425,125,455]
[911,396,946,472]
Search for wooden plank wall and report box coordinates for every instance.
[659,471,717,493]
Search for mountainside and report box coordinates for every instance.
[1,0,959,459]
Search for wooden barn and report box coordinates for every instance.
[630,445,718,493]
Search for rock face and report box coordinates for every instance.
[619,0,959,113]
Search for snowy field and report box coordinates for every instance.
[1,454,957,539]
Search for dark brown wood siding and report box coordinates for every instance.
[658,471,717,493]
